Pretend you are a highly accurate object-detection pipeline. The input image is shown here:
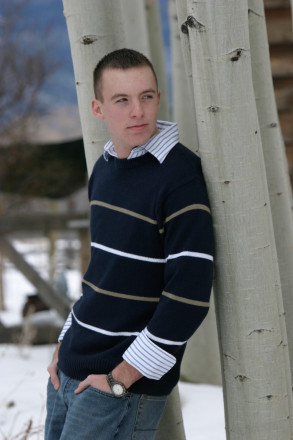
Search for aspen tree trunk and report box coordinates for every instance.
[120,1,169,120]
[177,0,293,438]
[63,2,185,438]
[121,0,151,57]
[62,0,126,176]
[169,0,197,147]
[155,386,186,440]
[145,0,170,120]
[170,0,221,386]
[248,0,293,375]
[181,295,222,385]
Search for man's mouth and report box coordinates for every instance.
[128,124,147,131]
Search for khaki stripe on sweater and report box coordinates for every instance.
[83,278,160,302]
[90,201,157,225]
[91,200,211,234]
[162,291,210,307]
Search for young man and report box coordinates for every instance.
[45,48,214,440]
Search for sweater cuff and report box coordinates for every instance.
[123,328,176,380]
[58,312,72,342]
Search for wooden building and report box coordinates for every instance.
[265,0,293,181]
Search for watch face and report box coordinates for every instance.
[112,383,124,396]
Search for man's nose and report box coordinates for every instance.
[130,100,144,118]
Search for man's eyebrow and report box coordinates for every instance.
[141,89,157,95]
[110,89,157,101]
[111,93,128,101]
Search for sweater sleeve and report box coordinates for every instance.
[123,175,214,379]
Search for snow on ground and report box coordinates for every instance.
[0,344,225,440]
[0,240,225,439]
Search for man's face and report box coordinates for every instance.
[92,66,161,158]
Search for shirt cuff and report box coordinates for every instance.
[123,328,176,380]
[58,312,72,342]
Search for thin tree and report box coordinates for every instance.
[176,0,293,438]
[0,0,58,144]
[62,1,185,438]
[169,0,221,386]
[122,0,151,56]
[145,0,170,120]
[248,0,293,376]
[62,0,126,174]
[169,0,197,147]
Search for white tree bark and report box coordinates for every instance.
[155,386,186,440]
[145,0,170,120]
[170,0,221,386]
[248,0,293,376]
[181,295,222,385]
[121,0,151,57]
[169,0,197,148]
[177,0,293,438]
[62,2,185,438]
[62,0,126,176]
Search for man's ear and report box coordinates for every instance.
[157,90,161,107]
[91,98,104,120]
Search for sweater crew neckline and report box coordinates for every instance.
[106,151,159,169]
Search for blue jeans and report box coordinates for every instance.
[45,370,167,440]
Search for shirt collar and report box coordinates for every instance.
[103,121,179,164]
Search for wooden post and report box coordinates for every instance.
[0,252,5,311]
[0,235,70,319]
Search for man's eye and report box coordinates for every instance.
[116,98,128,103]
[143,95,153,100]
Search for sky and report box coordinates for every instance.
[1,0,171,142]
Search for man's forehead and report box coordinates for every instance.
[101,66,157,90]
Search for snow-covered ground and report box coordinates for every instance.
[0,344,225,439]
[0,239,225,439]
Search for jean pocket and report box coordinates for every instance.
[88,385,116,398]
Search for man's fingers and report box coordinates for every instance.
[48,365,60,390]
[74,379,88,395]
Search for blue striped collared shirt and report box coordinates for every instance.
[103,120,179,164]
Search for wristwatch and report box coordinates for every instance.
[106,371,129,398]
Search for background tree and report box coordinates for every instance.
[0,0,58,144]
[248,0,293,377]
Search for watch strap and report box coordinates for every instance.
[106,371,129,397]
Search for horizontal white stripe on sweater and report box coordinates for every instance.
[72,310,140,337]
[123,329,176,380]
[91,242,213,263]
[91,242,165,263]
[167,251,213,262]
[145,328,187,346]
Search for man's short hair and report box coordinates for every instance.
[93,48,158,101]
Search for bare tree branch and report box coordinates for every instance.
[0,0,59,143]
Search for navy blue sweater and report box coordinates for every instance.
[58,143,214,396]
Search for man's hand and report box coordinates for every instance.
[74,374,111,395]
[47,342,62,390]
[74,361,143,395]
